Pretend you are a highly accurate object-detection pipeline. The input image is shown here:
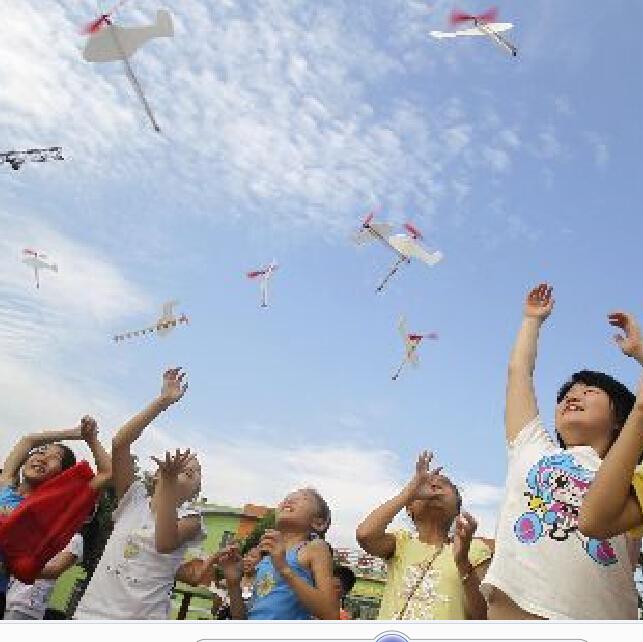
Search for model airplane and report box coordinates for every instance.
[1,147,63,171]
[81,3,174,132]
[247,260,278,308]
[21,249,58,289]
[113,301,188,343]
[353,210,443,292]
[430,7,517,57]
[392,316,438,381]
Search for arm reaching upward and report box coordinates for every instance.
[579,312,643,540]
[356,451,442,559]
[111,368,188,500]
[505,284,553,444]
[79,416,112,491]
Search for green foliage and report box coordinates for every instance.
[240,510,275,555]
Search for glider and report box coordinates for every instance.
[392,315,438,381]
[247,260,279,308]
[21,248,58,289]
[353,210,443,292]
[430,7,517,57]
[81,2,174,132]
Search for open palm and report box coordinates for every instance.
[524,283,554,320]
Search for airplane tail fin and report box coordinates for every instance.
[155,9,174,38]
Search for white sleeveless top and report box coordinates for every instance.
[482,416,638,619]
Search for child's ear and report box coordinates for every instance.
[311,516,328,536]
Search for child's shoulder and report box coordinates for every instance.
[298,538,332,562]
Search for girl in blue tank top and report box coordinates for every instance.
[220,487,338,620]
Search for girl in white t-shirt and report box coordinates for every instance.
[482,284,642,620]
[75,368,205,620]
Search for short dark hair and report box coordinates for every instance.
[306,488,331,537]
[333,564,356,594]
[556,370,636,450]
[54,443,77,471]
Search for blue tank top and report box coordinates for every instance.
[0,485,25,593]
[248,543,314,620]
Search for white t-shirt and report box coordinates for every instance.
[74,481,205,620]
[5,534,84,619]
[482,416,639,619]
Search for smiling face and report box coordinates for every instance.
[555,382,616,452]
[21,444,67,485]
[408,474,461,526]
[275,488,330,536]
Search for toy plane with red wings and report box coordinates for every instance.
[113,300,188,343]
[353,210,443,292]
[81,2,174,131]
[21,249,58,289]
[430,7,517,57]
[392,315,438,381]
[247,260,278,308]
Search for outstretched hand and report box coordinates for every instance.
[608,312,643,361]
[151,448,193,481]
[80,415,99,442]
[159,367,188,409]
[404,450,443,503]
[524,283,554,321]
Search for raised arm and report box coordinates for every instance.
[579,314,643,538]
[0,425,83,485]
[217,545,247,619]
[505,284,553,443]
[151,449,201,554]
[356,451,440,559]
[78,416,112,491]
[259,532,338,620]
[111,368,188,500]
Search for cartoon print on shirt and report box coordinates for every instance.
[255,570,276,598]
[513,453,617,566]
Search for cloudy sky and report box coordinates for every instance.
[1,0,642,548]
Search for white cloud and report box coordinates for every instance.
[482,147,511,173]
[585,132,610,169]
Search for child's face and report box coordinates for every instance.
[276,489,324,533]
[409,474,460,523]
[555,383,616,448]
[175,454,202,503]
[21,444,66,485]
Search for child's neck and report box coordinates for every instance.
[278,528,311,549]
[16,481,34,497]
[415,520,450,546]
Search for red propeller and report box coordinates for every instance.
[80,0,129,35]
[403,222,423,240]
[449,6,498,26]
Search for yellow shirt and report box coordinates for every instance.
[377,530,492,620]
[628,465,643,538]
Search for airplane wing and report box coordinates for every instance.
[83,10,174,63]
[388,234,443,265]
[352,223,393,245]
[430,23,513,38]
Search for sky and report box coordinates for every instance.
[1,0,642,549]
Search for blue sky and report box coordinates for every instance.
[1,0,642,546]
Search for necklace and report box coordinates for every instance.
[393,543,445,620]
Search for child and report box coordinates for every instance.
[482,284,641,620]
[74,368,206,620]
[0,417,110,611]
[4,532,83,620]
[218,488,338,620]
[579,312,643,538]
[332,564,356,619]
[357,451,491,620]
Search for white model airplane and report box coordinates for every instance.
[81,3,174,132]
[353,210,443,292]
[430,7,517,57]
[247,260,278,308]
[21,248,58,289]
[392,316,438,381]
[113,300,188,343]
